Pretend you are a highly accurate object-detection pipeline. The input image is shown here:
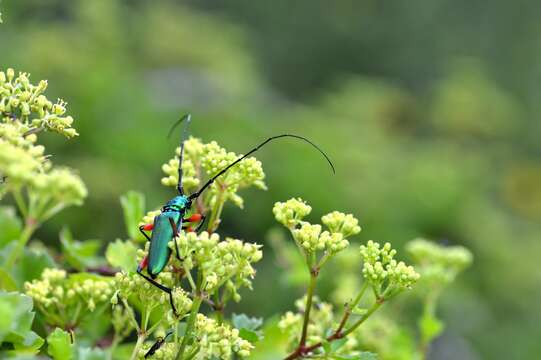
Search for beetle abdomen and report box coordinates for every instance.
[147,212,180,277]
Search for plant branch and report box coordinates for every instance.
[4,220,37,268]
[284,296,383,360]
[176,295,203,360]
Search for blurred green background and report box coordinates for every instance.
[2,1,541,359]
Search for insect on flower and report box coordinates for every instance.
[136,114,335,315]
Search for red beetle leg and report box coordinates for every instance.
[143,223,154,231]
[187,214,202,223]
[138,256,149,271]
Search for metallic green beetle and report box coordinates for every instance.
[137,114,335,314]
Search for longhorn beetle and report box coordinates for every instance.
[137,114,335,315]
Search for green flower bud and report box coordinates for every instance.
[273,198,312,228]
[360,240,420,294]
[406,238,472,286]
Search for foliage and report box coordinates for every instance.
[0,3,487,359]
[0,69,471,358]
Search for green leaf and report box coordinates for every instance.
[333,352,378,360]
[358,351,378,360]
[0,267,18,291]
[47,328,73,360]
[246,317,289,359]
[67,272,114,287]
[75,346,107,360]
[331,338,348,352]
[0,206,22,249]
[111,344,134,360]
[232,313,264,343]
[419,311,444,344]
[120,191,145,240]
[322,339,331,353]
[323,338,348,355]
[12,247,56,287]
[239,328,260,343]
[0,294,15,341]
[232,313,263,331]
[0,291,43,353]
[105,239,138,272]
[60,227,102,271]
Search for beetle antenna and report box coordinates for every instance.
[168,114,192,195]
[189,134,335,200]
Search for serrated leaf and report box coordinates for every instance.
[0,267,17,291]
[0,295,15,341]
[0,206,22,249]
[331,338,348,352]
[67,272,113,287]
[75,346,107,360]
[60,227,102,271]
[120,191,145,240]
[111,344,133,360]
[232,313,263,331]
[419,311,444,344]
[47,328,73,360]
[239,328,259,343]
[0,291,43,352]
[246,317,289,359]
[322,339,331,353]
[105,239,138,272]
[12,247,56,287]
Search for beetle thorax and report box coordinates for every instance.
[163,195,190,212]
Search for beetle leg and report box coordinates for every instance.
[167,218,183,262]
[136,269,179,316]
[138,224,153,242]
[194,214,206,232]
[137,256,149,271]
[184,213,202,223]
[182,213,206,232]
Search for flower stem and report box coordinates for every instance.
[299,271,318,348]
[176,295,203,360]
[284,295,383,360]
[12,189,28,218]
[207,187,225,233]
[4,221,37,268]
[130,333,146,360]
[340,300,382,338]
[334,282,368,335]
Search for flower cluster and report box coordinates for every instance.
[406,238,473,285]
[322,211,362,237]
[137,314,256,359]
[192,313,253,358]
[138,342,176,360]
[24,268,67,308]
[170,231,263,298]
[279,297,335,346]
[0,136,44,187]
[273,197,312,228]
[161,136,266,209]
[360,240,420,297]
[25,268,114,327]
[0,68,86,221]
[1,69,77,137]
[274,198,361,268]
[113,265,192,319]
[32,168,87,206]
